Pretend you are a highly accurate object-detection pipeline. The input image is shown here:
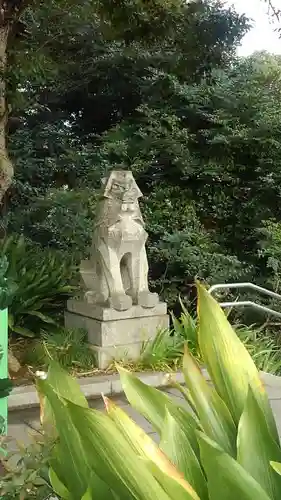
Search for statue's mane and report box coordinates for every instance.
[102,170,143,199]
[94,198,145,229]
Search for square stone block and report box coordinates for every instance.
[89,342,148,370]
[65,310,169,347]
[67,299,167,321]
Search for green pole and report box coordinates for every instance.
[0,308,8,435]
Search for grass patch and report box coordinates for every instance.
[25,328,96,371]
[236,324,281,375]
[10,328,97,382]
[9,304,281,381]
[136,313,281,376]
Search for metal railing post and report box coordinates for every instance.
[208,282,281,319]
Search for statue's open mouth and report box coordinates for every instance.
[121,202,135,212]
[120,195,136,203]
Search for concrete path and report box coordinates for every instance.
[6,383,281,451]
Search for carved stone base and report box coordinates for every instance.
[65,300,169,369]
[67,299,167,321]
[88,343,151,370]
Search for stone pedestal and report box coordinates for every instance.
[65,299,169,369]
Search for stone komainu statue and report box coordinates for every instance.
[80,170,159,311]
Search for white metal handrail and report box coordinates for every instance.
[208,282,281,319]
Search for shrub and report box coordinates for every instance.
[170,297,198,349]
[139,328,184,371]
[0,256,17,311]
[139,298,198,370]
[24,328,96,372]
[143,187,251,308]
[0,236,78,337]
[33,283,281,499]
[236,324,281,375]
[8,183,252,310]
[7,188,96,260]
[141,302,281,376]
[258,219,281,294]
[0,435,54,499]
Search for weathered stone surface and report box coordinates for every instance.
[67,299,167,321]
[8,385,39,411]
[65,310,169,347]
[80,170,159,311]
[89,342,149,370]
[65,170,168,368]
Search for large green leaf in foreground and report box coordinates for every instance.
[38,374,198,500]
[33,282,281,500]
[198,432,272,500]
[67,400,193,500]
[118,366,199,456]
[237,387,281,500]
[160,409,208,500]
[197,283,279,444]
[38,378,113,500]
[104,396,199,498]
[39,360,88,432]
[182,347,236,456]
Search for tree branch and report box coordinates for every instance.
[265,0,281,22]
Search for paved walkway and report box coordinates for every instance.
[6,384,281,451]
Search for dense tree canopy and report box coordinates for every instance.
[2,0,281,307]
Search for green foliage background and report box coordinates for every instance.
[3,0,281,309]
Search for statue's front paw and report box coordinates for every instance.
[137,291,159,308]
[85,291,107,305]
[109,293,132,311]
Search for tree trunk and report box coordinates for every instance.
[0,24,13,207]
[0,23,21,373]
